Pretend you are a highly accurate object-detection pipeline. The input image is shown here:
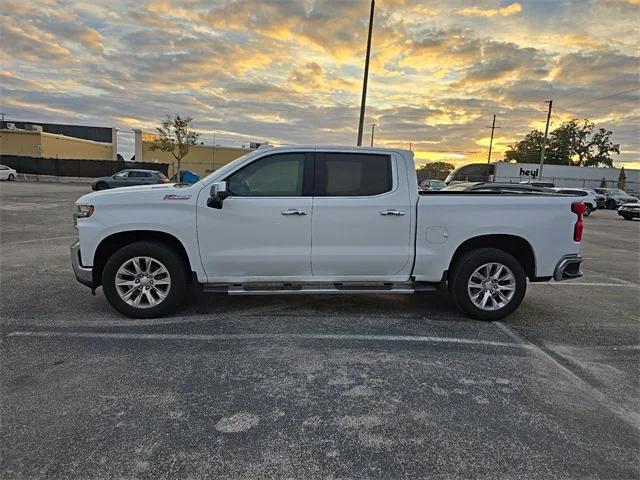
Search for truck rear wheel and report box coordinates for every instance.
[102,241,188,318]
[449,248,526,321]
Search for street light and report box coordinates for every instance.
[356,0,375,146]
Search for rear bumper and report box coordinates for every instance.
[71,241,94,289]
[553,254,583,281]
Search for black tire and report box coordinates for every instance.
[449,248,527,321]
[7,173,15,181]
[622,214,633,221]
[102,241,188,318]
[607,199,617,210]
[95,182,109,190]
[584,204,592,217]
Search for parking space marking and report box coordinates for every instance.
[494,322,640,430]
[7,330,531,349]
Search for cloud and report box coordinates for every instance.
[455,3,523,17]
[1,0,639,167]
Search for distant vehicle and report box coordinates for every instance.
[420,179,447,190]
[443,182,549,193]
[617,203,640,221]
[519,180,556,188]
[0,164,17,181]
[552,188,598,216]
[91,169,170,190]
[593,188,639,210]
[584,189,606,209]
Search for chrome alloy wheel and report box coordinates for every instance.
[115,256,171,309]
[467,262,516,311]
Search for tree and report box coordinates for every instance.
[150,115,200,181]
[503,130,546,164]
[503,119,620,167]
[618,166,626,190]
[416,161,455,182]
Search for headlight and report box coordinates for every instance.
[73,205,94,228]
[76,204,94,218]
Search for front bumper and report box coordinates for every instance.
[553,254,584,281]
[71,241,94,289]
[618,206,640,218]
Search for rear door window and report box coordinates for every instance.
[315,153,392,196]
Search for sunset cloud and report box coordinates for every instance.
[1,0,638,167]
[455,3,523,17]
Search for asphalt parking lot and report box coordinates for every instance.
[1,181,639,479]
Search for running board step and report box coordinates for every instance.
[202,283,436,295]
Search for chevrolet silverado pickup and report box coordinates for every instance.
[71,146,585,320]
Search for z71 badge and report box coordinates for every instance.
[163,194,191,200]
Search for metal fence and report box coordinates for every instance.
[1,155,168,178]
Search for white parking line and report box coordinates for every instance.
[6,330,530,349]
[494,322,640,430]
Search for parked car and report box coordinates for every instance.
[618,203,640,221]
[91,169,170,190]
[519,180,556,188]
[72,146,585,321]
[0,164,17,181]
[552,188,598,216]
[419,179,447,191]
[443,182,549,193]
[593,188,639,210]
[585,189,607,209]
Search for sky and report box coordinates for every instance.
[1,0,639,167]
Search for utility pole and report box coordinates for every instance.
[356,0,375,146]
[370,123,377,147]
[485,114,501,163]
[212,132,216,171]
[409,141,412,151]
[538,100,553,180]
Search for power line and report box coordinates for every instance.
[556,87,640,111]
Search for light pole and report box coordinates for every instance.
[356,0,375,146]
[370,123,377,147]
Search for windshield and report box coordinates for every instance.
[608,189,626,195]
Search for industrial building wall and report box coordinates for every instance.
[40,133,113,160]
[141,142,250,177]
[1,130,113,160]
[0,130,42,157]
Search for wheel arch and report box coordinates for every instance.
[448,234,537,281]
[92,230,195,287]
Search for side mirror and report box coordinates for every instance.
[207,181,229,209]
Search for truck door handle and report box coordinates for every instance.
[380,209,405,216]
[281,209,307,216]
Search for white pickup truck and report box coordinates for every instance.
[71,146,585,321]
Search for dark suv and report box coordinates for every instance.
[91,169,169,190]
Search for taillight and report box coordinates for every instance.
[571,202,585,242]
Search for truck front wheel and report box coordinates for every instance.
[449,248,527,321]
[102,241,188,318]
